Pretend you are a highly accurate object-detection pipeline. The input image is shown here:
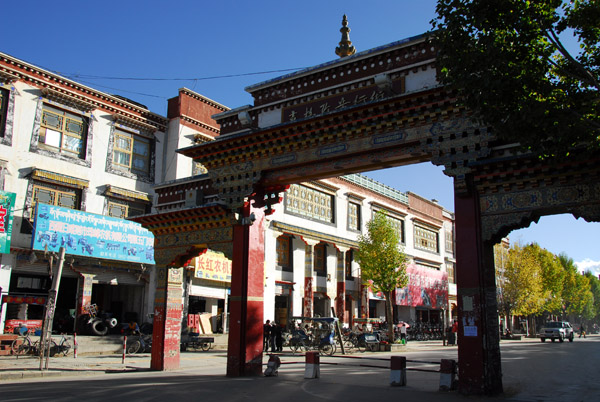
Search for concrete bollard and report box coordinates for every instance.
[439,359,457,391]
[304,351,320,379]
[390,356,407,386]
[73,332,78,359]
[122,335,127,364]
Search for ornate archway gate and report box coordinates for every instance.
[133,32,600,395]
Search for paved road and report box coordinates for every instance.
[0,336,597,401]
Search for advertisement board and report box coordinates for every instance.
[395,263,448,309]
[194,250,232,282]
[0,191,16,254]
[31,203,155,264]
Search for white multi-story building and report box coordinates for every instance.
[0,51,167,334]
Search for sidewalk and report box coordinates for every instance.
[0,338,452,381]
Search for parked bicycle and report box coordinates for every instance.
[11,328,35,356]
[126,332,152,354]
[52,333,72,356]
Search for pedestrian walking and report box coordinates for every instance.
[579,324,586,338]
[263,320,272,351]
[400,323,407,344]
[270,322,277,352]
[274,323,283,352]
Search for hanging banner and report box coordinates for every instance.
[194,250,232,282]
[395,263,448,309]
[0,191,16,254]
[31,203,155,264]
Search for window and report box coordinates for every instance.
[414,225,439,253]
[285,184,334,223]
[276,235,293,272]
[445,230,454,255]
[345,249,354,280]
[0,87,8,138]
[113,129,151,176]
[314,243,327,276]
[447,262,456,284]
[38,104,87,158]
[33,183,80,210]
[348,201,361,231]
[107,200,147,219]
[21,182,81,233]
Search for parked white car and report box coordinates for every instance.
[539,321,574,343]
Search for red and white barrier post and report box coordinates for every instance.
[122,335,127,364]
[390,356,407,386]
[304,351,320,379]
[439,359,457,391]
[73,332,78,359]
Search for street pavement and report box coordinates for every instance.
[0,335,598,401]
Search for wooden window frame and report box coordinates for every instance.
[276,235,293,272]
[113,129,151,176]
[314,243,327,277]
[38,103,87,159]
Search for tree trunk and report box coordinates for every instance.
[384,291,394,343]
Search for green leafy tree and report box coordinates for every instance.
[432,0,600,157]
[355,210,409,342]
[584,271,600,321]
[505,244,546,335]
[559,254,593,319]
[494,242,513,330]
[537,246,565,314]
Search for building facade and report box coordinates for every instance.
[0,50,457,336]
[0,52,167,334]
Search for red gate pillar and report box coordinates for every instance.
[226,202,265,376]
[335,248,347,322]
[151,266,184,371]
[454,182,502,395]
[303,240,317,318]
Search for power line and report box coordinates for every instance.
[57,67,308,82]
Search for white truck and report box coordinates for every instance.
[539,321,574,343]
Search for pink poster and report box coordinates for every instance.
[395,263,448,309]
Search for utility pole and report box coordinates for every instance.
[39,247,65,370]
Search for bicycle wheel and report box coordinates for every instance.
[61,340,72,356]
[319,343,335,356]
[127,340,141,354]
[343,340,355,352]
[357,341,366,353]
[11,337,31,356]
[292,341,308,354]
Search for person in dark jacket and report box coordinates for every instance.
[274,323,284,352]
[263,320,272,351]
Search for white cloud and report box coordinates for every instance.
[575,259,600,278]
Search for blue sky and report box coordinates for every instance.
[2,1,598,275]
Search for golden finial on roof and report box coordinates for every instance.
[335,14,356,58]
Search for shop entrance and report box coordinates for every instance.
[274,295,289,328]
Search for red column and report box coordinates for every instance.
[151,266,184,371]
[360,283,369,318]
[335,249,346,322]
[226,203,265,376]
[303,242,315,318]
[454,185,502,395]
